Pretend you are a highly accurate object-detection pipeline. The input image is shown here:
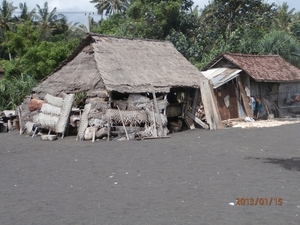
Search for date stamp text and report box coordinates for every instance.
[235,198,282,206]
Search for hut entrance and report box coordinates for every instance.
[215,83,239,120]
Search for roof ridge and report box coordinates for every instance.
[88,32,169,43]
[224,53,280,57]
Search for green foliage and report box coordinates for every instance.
[74,92,86,108]
[195,36,228,70]
[90,0,130,16]
[290,21,300,41]
[1,21,79,80]
[273,2,295,32]
[3,21,41,57]
[229,26,267,54]
[198,0,275,45]
[98,0,183,39]
[258,30,300,67]
[20,39,78,80]
[92,13,127,35]
[166,29,204,64]
[0,74,37,110]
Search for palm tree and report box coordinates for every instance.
[52,16,86,40]
[273,2,295,32]
[18,2,37,22]
[0,0,17,59]
[90,0,130,16]
[36,2,65,30]
[35,2,66,40]
[0,0,17,35]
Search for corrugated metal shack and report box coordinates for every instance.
[202,53,300,120]
[19,33,222,141]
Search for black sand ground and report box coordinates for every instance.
[1,124,300,225]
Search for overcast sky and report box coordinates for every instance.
[10,0,300,27]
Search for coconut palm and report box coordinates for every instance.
[35,2,65,30]
[90,0,130,16]
[0,0,17,35]
[35,2,66,40]
[52,16,86,41]
[18,2,37,22]
[273,2,295,32]
[0,0,17,59]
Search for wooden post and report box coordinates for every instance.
[152,107,158,137]
[108,91,112,108]
[237,76,253,117]
[18,106,22,135]
[107,116,111,142]
[151,84,164,136]
[117,105,129,140]
[32,127,38,138]
[192,89,199,115]
[92,128,96,142]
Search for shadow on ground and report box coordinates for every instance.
[246,157,300,171]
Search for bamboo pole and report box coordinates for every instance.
[117,105,129,140]
[151,84,164,136]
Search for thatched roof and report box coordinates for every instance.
[203,53,300,82]
[33,34,203,96]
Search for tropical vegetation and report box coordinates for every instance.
[0,0,300,110]
[0,0,86,110]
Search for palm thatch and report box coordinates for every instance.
[33,33,203,96]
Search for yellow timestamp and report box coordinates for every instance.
[235,198,282,206]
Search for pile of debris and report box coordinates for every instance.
[0,110,19,132]
[19,92,171,141]
[77,93,170,141]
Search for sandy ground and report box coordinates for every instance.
[225,117,300,128]
[1,123,300,225]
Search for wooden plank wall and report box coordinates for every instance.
[199,78,224,130]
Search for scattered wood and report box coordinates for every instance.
[32,127,38,138]
[185,117,195,130]
[136,136,170,140]
[186,111,209,130]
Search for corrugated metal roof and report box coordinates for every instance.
[201,68,241,88]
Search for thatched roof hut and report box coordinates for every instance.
[33,33,203,97]
[20,34,216,139]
